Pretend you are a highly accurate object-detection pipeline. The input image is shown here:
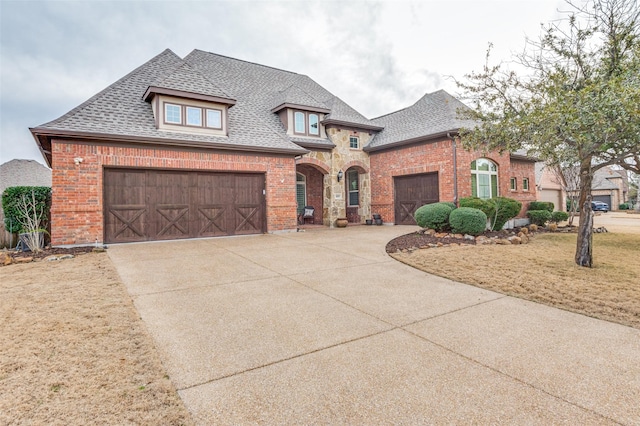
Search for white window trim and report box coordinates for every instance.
[471,158,499,199]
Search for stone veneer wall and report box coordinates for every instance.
[299,128,373,227]
[50,140,297,245]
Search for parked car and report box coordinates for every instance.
[591,201,610,212]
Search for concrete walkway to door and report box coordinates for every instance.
[108,226,639,425]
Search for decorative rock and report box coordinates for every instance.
[45,255,60,262]
[508,236,522,245]
[15,257,33,264]
[464,234,476,240]
[425,229,436,236]
[428,243,438,248]
[519,227,529,235]
[59,254,74,260]
[1,252,13,266]
[520,234,529,244]
[495,239,511,245]
[435,233,447,238]
[436,242,444,247]
[452,234,464,239]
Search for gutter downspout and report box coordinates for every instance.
[448,132,458,206]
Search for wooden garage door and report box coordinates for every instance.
[104,169,265,243]
[394,173,439,225]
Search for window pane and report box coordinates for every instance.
[350,136,359,149]
[186,106,202,126]
[510,177,516,190]
[477,159,490,171]
[471,174,477,197]
[206,109,222,128]
[471,160,477,170]
[491,175,498,197]
[523,178,529,190]
[309,114,319,135]
[296,183,306,214]
[165,104,181,124]
[478,174,491,198]
[294,112,305,133]
[349,191,359,206]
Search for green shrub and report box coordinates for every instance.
[490,197,522,231]
[619,203,630,210]
[414,202,454,231]
[527,210,552,226]
[2,186,52,234]
[528,201,554,212]
[441,202,457,209]
[449,207,487,236]
[459,197,495,219]
[550,211,569,223]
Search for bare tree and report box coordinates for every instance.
[14,190,47,253]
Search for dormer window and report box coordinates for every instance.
[186,106,202,126]
[293,110,322,137]
[206,109,222,129]
[165,104,181,124]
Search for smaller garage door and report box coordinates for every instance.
[104,169,265,243]
[592,195,611,208]
[394,173,439,225]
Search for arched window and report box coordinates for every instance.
[296,173,307,214]
[471,158,498,199]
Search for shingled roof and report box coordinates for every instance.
[366,90,478,151]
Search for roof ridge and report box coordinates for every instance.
[152,60,234,99]
[187,49,301,77]
[40,49,182,128]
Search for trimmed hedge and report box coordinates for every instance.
[550,211,569,223]
[459,197,495,219]
[527,210,552,226]
[414,202,454,231]
[528,201,554,212]
[491,197,522,231]
[2,186,52,234]
[449,207,487,236]
[441,202,457,210]
[619,203,630,210]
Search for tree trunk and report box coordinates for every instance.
[575,158,594,267]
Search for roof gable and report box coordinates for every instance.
[366,90,478,151]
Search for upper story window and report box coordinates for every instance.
[471,158,498,199]
[523,178,530,191]
[162,102,224,131]
[349,136,359,149]
[309,114,319,135]
[186,106,202,126]
[206,109,222,129]
[165,104,181,124]
[293,110,322,137]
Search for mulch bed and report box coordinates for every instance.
[385,226,577,253]
[9,245,98,260]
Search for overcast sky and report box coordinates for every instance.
[0,0,565,166]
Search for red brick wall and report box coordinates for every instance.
[50,140,297,245]
[370,138,537,222]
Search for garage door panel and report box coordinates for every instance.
[104,169,265,243]
[394,173,439,225]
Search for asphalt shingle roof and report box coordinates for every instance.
[150,62,233,100]
[271,85,328,111]
[367,90,478,150]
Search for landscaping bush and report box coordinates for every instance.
[490,197,522,231]
[550,211,569,223]
[414,202,454,231]
[449,207,487,236]
[527,210,552,226]
[528,201,554,212]
[441,202,457,210]
[619,203,630,210]
[2,186,51,234]
[459,197,495,219]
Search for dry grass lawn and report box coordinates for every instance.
[393,230,640,329]
[0,252,193,425]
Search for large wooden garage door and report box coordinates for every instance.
[104,169,265,243]
[394,173,439,225]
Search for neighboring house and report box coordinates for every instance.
[31,49,537,246]
[535,162,567,212]
[537,163,629,211]
[0,159,52,247]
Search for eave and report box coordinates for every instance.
[30,127,308,167]
[321,118,384,132]
[364,131,452,153]
[143,86,237,106]
[271,103,331,114]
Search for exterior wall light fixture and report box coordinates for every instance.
[337,170,343,182]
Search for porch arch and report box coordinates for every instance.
[295,157,330,175]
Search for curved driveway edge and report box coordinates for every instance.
[108,225,639,424]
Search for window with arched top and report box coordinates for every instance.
[471,158,498,199]
[296,173,307,214]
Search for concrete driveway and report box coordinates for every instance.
[108,225,639,424]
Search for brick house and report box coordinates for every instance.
[31,49,536,245]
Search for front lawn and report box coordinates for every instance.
[392,232,640,329]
